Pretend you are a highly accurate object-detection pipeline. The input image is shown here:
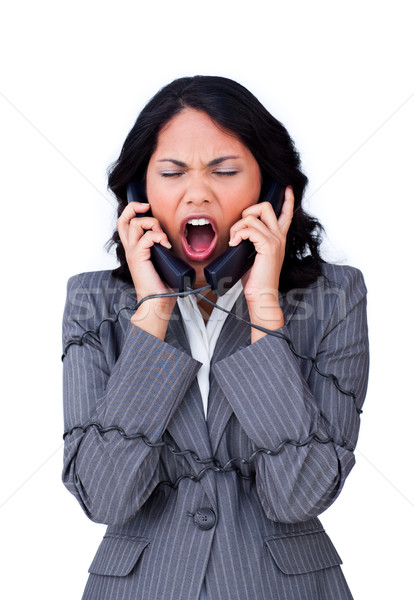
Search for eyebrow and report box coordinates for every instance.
[157,155,241,167]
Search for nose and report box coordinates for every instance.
[183,175,214,206]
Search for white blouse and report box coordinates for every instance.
[177,280,243,417]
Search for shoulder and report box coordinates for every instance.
[314,263,367,332]
[320,262,367,292]
[67,269,132,293]
[64,270,136,328]
[280,263,368,356]
[284,263,367,306]
[66,270,135,302]
[282,263,367,332]
[318,263,368,313]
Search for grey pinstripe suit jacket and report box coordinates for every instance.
[62,262,369,600]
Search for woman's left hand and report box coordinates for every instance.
[228,186,294,339]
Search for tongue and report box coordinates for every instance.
[187,224,215,252]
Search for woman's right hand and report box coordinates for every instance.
[117,201,176,338]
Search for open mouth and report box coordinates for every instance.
[182,218,217,261]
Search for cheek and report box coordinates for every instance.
[147,185,172,224]
[224,189,260,224]
[150,201,179,240]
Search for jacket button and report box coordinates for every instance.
[193,508,216,530]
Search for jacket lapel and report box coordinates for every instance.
[164,307,217,507]
[208,294,250,454]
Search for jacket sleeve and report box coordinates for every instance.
[213,266,369,523]
[62,275,200,526]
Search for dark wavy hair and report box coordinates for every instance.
[107,75,324,292]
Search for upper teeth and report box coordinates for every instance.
[188,218,210,226]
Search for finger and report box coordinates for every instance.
[127,217,166,247]
[229,223,277,252]
[124,229,173,262]
[118,209,163,247]
[138,229,172,251]
[118,203,150,245]
[277,186,295,235]
[118,201,150,223]
[241,201,280,232]
[127,216,163,234]
[118,204,162,235]
[229,213,271,240]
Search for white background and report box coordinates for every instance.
[1,1,413,598]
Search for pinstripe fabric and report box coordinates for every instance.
[62,263,368,599]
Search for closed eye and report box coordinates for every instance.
[160,171,184,178]
[214,170,238,176]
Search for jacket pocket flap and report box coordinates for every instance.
[265,530,342,575]
[89,534,150,577]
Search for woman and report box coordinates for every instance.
[62,76,369,600]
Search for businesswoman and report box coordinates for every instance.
[62,76,369,599]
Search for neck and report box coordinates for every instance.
[195,286,217,323]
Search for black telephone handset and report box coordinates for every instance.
[126,178,285,295]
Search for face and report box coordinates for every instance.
[146,108,262,284]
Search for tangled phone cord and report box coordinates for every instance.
[62,286,360,412]
[194,290,360,410]
[61,287,210,359]
[63,421,351,490]
[62,286,362,492]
